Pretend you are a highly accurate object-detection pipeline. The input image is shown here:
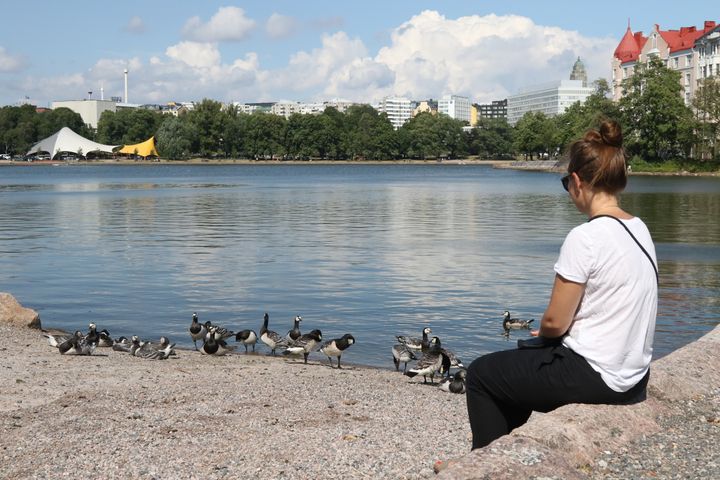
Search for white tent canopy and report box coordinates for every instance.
[27,127,119,159]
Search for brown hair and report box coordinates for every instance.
[567,120,627,194]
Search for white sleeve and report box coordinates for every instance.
[554,226,594,284]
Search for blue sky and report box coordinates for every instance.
[0,1,716,107]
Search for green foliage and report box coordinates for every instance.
[619,57,696,161]
[629,155,720,173]
[97,108,163,145]
[400,112,467,159]
[692,76,720,160]
[513,111,556,158]
[342,105,397,160]
[244,112,287,159]
[156,116,195,160]
[466,118,514,159]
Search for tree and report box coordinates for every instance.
[1,105,39,156]
[619,56,696,161]
[319,107,346,159]
[156,116,195,160]
[343,105,397,160]
[186,99,226,157]
[221,107,247,158]
[244,112,287,159]
[285,113,318,159]
[692,76,720,160]
[467,118,514,159]
[513,112,557,159]
[400,112,466,159]
[97,108,162,145]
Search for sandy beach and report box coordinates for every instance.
[0,323,470,479]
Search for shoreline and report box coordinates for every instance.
[2,322,718,479]
[2,158,717,176]
[2,289,719,479]
[0,322,470,479]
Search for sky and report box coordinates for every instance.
[0,1,716,108]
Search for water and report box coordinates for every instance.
[1,164,718,368]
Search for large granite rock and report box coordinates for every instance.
[439,324,720,479]
[0,293,41,329]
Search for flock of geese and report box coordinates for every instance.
[42,310,535,395]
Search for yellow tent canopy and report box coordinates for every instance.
[118,136,159,158]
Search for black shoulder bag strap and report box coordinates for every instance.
[589,214,659,284]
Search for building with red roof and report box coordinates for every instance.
[612,20,717,103]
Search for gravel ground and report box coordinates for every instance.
[0,324,470,479]
[587,390,720,480]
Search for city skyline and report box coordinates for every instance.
[0,1,716,108]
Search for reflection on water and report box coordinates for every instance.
[0,165,718,367]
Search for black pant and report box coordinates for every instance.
[466,345,649,450]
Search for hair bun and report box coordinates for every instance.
[599,120,623,148]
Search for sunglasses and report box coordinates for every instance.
[561,174,570,192]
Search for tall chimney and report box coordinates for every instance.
[124,69,128,103]
[101,83,104,100]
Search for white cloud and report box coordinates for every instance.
[182,6,255,42]
[124,16,145,34]
[271,32,370,95]
[372,10,615,102]
[166,41,221,69]
[0,46,24,73]
[325,57,395,100]
[266,13,298,39]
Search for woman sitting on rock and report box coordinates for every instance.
[466,120,658,450]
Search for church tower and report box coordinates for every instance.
[570,57,588,87]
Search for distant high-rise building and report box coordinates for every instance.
[438,95,471,123]
[233,102,275,114]
[507,80,593,126]
[376,97,413,129]
[474,99,507,121]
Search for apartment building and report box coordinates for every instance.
[611,20,717,104]
[438,95,471,123]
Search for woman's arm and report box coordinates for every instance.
[539,274,585,338]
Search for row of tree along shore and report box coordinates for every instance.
[1,58,718,172]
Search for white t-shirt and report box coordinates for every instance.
[555,216,658,392]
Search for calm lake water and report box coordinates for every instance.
[1,164,718,368]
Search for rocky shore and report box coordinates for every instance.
[1,293,718,479]
[439,323,720,479]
